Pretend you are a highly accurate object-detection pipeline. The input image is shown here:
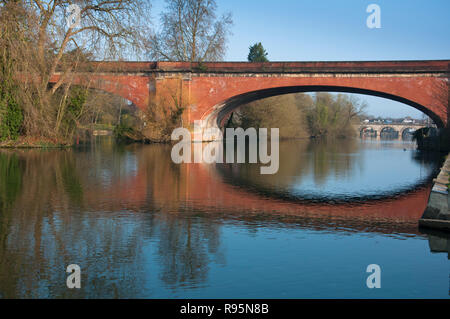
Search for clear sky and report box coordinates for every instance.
[149,0,450,118]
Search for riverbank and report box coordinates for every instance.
[0,136,72,148]
[0,126,116,148]
[419,153,450,231]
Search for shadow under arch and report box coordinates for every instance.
[211,85,444,129]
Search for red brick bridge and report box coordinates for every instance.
[51,60,450,133]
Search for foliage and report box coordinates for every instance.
[0,153,22,209]
[413,127,450,152]
[230,94,311,139]
[140,98,185,143]
[233,92,366,139]
[306,93,367,137]
[248,42,269,62]
[0,89,23,141]
[61,157,84,205]
[0,0,151,144]
[0,6,23,142]
[412,127,432,142]
[113,122,135,141]
[60,87,88,139]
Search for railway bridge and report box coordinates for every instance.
[50,60,449,139]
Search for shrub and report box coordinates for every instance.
[0,90,23,141]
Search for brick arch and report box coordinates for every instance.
[380,126,397,133]
[360,126,377,135]
[50,73,151,110]
[55,82,139,109]
[400,127,415,136]
[197,84,447,131]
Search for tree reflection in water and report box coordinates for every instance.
[0,141,225,298]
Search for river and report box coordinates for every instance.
[0,137,448,298]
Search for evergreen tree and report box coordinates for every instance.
[247,42,269,62]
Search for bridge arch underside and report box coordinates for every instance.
[360,126,377,135]
[50,74,150,111]
[49,83,138,111]
[208,85,446,130]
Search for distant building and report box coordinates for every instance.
[361,116,422,125]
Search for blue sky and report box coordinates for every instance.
[150,0,450,118]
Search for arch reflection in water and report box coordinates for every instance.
[215,139,440,202]
[0,137,447,298]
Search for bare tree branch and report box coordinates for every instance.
[147,0,232,62]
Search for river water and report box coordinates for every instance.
[0,137,448,298]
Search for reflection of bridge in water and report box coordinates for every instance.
[179,164,431,234]
[357,123,427,140]
[0,145,434,237]
[79,145,433,236]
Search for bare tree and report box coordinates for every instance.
[307,93,367,137]
[0,0,151,143]
[147,0,232,62]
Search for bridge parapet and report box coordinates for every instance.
[73,60,450,75]
[155,61,450,74]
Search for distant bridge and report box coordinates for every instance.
[357,123,427,139]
